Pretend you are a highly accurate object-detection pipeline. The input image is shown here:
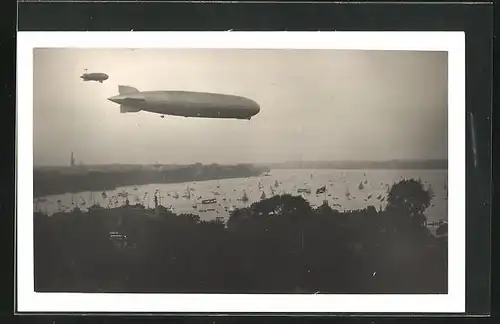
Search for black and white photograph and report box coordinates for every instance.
[17,32,465,313]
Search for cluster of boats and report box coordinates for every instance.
[34,173,448,223]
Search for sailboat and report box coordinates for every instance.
[238,190,249,202]
[182,186,191,199]
[260,191,267,200]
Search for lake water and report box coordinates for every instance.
[34,169,448,223]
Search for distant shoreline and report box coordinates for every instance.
[264,167,448,171]
[33,163,269,198]
[33,159,448,171]
[257,159,448,170]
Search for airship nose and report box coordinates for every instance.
[250,102,260,115]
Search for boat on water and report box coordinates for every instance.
[358,182,364,190]
[118,191,129,198]
[260,191,267,200]
[202,198,217,204]
[238,191,249,202]
[316,186,326,195]
[182,187,191,199]
[297,188,311,194]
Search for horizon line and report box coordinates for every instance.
[34,158,448,168]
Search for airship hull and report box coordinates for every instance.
[81,73,109,83]
[108,87,260,120]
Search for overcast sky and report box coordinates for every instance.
[33,48,447,166]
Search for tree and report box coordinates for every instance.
[386,178,433,229]
[436,223,448,236]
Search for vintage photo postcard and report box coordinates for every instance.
[16,31,465,313]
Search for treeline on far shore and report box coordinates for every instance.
[261,159,448,170]
[34,178,448,294]
[33,163,269,197]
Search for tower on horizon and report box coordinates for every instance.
[70,152,75,167]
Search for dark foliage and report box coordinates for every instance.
[34,179,447,294]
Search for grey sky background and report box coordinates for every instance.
[33,48,448,166]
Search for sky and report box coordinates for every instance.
[33,48,448,166]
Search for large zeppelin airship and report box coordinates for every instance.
[107,85,261,120]
[80,70,109,83]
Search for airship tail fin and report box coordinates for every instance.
[118,85,139,95]
[120,105,141,113]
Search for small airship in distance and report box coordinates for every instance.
[107,85,260,120]
[80,69,109,83]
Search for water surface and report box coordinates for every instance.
[34,169,448,223]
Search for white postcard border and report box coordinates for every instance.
[16,31,465,313]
